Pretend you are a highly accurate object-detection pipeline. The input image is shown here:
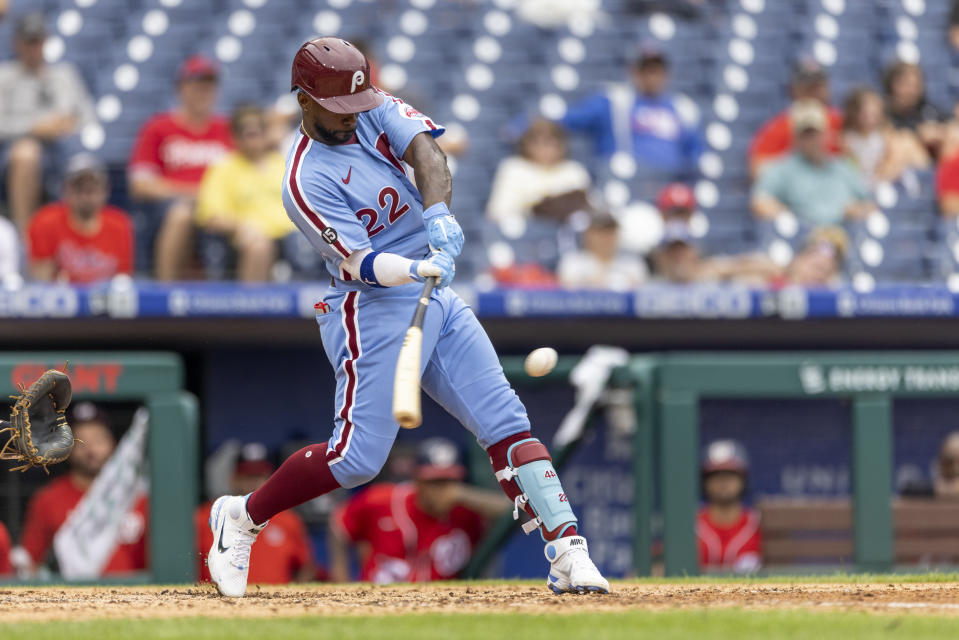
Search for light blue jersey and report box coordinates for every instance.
[282,91,445,286]
[280,90,530,489]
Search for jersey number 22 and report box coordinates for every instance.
[355,186,410,238]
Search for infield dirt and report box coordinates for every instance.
[2,581,959,623]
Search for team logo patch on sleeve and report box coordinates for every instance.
[322,228,339,244]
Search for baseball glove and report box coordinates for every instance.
[0,369,74,472]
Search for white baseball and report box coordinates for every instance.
[524,347,558,377]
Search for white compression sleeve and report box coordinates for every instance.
[341,248,417,287]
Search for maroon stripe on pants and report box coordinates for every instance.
[328,291,360,463]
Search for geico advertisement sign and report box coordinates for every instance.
[0,286,78,318]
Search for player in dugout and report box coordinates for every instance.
[15,402,148,576]
[206,37,610,598]
[328,437,509,583]
[0,520,11,576]
[696,439,762,574]
[195,443,320,584]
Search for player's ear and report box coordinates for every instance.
[296,90,311,111]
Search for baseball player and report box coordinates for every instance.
[207,38,609,597]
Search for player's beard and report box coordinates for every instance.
[312,117,356,145]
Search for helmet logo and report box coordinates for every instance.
[350,70,365,94]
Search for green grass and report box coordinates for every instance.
[1,609,956,640]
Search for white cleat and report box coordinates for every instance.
[544,536,610,594]
[207,495,266,598]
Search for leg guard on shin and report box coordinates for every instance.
[495,438,576,540]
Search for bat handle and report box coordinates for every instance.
[410,276,436,329]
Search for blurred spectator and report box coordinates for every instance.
[883,60,945,157]
[752,100,873,225]
[18,403,148,575]
[952,0,959,52]
[749,59,843,178]
[775,226,848,289]
[0,13,96,231]
[328,438,508,583]
[559,44,702,179]
[128,55,232,280]
[0,520,11,576]
[489,262,559,289]
[0,214,19,279]
[650,223,778,286]
[697,439,761,574]
[196,105,297,282]
[486,119,591,230]
[649,224,702,284]
[841,87,929,186]
[27,153,133,283]
[516,0,601,28]
[937,149,959,217]
[934,432,959,499]
[557,213,647,290]
[656,182,697,225]
[196,443,318,584]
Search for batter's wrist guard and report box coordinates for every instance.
[423,201,451,221]
[495,438,577,541]
[359,251,386,288]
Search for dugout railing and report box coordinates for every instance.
[0,352,198,585]
[468,351,959,579]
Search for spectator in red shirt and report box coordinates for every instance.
[18,403,148,576]
[937,150,959,218]
[196,443,318,584]
[0,521,12,576]
[128,55,232,280]
[27,153,133,283]
[749,59,843,178]
[328,438,509,583]
[696,439,761,574]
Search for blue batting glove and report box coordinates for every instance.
[410,250,455,289]
[423,203,464,259]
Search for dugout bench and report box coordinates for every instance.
[759,498,959,568]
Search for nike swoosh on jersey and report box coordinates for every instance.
[342,167,352,184]
[217,519,230,553]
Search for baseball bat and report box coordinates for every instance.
[392,276,437,429]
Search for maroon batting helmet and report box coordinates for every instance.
[291,37,383,114]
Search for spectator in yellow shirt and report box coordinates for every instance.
[196,104,296,282]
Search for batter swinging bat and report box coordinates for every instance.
[393,276,437,429]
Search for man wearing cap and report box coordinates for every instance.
[559,44,702,179]
[128,55,232,280]
[696,439,762,574]
[208,37,610,599]
[656,182,696,225]
[194,443,318,584]
[749,59,844,178]
[752,100,873,226]
[328,438,508,583]
[16,403,148,576]
[0,12,96,231]
[27,152,133,283]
